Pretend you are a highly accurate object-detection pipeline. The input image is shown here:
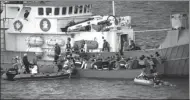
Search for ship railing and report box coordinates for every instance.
[1,18,14,29]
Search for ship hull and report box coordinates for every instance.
[75,68,142,79]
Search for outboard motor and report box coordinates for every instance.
[6,68,18,81]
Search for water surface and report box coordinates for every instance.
[1,78,189,99]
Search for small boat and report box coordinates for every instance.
[134,77,154,85]
[1,69,74,81]
[75,68,142,79]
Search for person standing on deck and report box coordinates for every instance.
[66,38,72,56]
[22,53,32,74]
[54,43,61,64]
[129,40,136,51]
[84,41,88,53]
[24,10,30,21]
[102,39,110,52]
[123,39,129,52]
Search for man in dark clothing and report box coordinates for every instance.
[102,39,110,52]
[129,40,136,50]
[54,43,61,64]
[66,38,72,56]
[24,10,30,21]
[22,53,31,73]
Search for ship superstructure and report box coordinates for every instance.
[1,1,133,61]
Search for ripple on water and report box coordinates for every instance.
[1,78,189,99]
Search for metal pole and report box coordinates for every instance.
[112,1,115,16]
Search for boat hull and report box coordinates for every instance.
[75,69,142,79]
[134,78,153,85]
[1,72,70,81]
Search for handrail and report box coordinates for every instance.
[134,28,171,33]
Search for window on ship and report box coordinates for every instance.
[79,5,83,13]
[38,8,44,15]
[62,7,67,15]
[89,4,92,12]
[69,6,73,14]
[54,7,60,15]
[86,5,90,13]
[74,5,78,14]
[84,5,87,13]
[46,8,52,15]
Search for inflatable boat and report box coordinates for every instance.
[134,77,154,85]
[1,68,77,81]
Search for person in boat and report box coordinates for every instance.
[24,10,30,21]
[11,56,22,74]
[102,39,110,52]
[118,57,127,69]
[80,40,85,52]
[125,58,132,69]
[91,54,103,70]
[63,59,69,69]
[73,43,80,54]
[89,55,96,69]
[108,56,116,70]
[57,57,64,72]
[74,57,82,68]
[138,55,146,69]
[22,53,32,74]
[80,58,88,69]
[102,57,110,69]
[30,62,38,75]
[54,43,61,64]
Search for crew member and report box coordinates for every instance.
[54,43,61,64]
[24,10,30,21]
[22,53,31,73]
[102,39,110,52]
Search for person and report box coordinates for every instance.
[80,58,88,69]
[129,40,136,50]
[22,53,32,74]
[57,57,64,72]
[108,56,116,70]
[138,55,146,69]
[30,64,38,75]
[102,57,110,69]
[119,57,127,69]
[90,55,97,69]
[123,39,129,52]
[24,10,30,21]
[66,38,71,53]
[54,43,61,64]
[102,39,110,52]
[84,41,88,53]
[12,56,22,74]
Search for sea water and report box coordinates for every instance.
[1,78,189,99]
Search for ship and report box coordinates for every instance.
[0,1,189,79]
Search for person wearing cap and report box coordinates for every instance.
[22,53,32,73]
[54,43,61,64]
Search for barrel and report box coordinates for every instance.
[46,38,65,46]
[46,48,55,57]
[74,40,98,49]
[25,36,44,47]
[27,47,43,57]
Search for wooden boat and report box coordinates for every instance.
[75,68,142,79]
[1,70,72,81]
